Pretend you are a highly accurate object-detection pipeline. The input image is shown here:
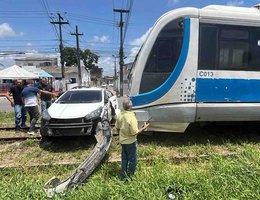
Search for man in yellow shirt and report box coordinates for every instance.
[115,97,149,181]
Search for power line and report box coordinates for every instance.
[40,0,59,40]
[0,40,138,48]
[123,0,133,43]
[0,39,58,42]
[66,12,116,26]
[0,9,130,26]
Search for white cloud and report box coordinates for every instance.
[126,28,152,63]
[22,50,39,57]
[0,54,20,67]
[26,43,32,46]
[94,29,153,74]
[0,23,24,38]
[129,28,152,46]
[129,46,140,57]
[98,57,114,76]
[227,0,244,6]
[92,35,110,43]
[168,0,179,6]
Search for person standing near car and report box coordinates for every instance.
[38,78,54,113]
[115,97,149,181]
[5,79,27,132]
[21,79,56,135]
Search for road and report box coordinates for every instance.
[0,97,12,112]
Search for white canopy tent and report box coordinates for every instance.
[0,65,39,79]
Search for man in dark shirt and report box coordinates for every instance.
[38,78,54,113]
[5,79,27,132]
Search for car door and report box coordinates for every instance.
[105,90,118,119]
[107,91,118,111]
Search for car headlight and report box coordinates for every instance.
[42,110,51,121]
[85,107,102,120]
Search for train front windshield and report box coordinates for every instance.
[139,18,184,94]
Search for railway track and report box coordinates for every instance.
[0,125,40,131]
[44,120,113,198]
[1,122,259,198]
[0,121,114,197]
[0,126,41,141]
[0,135,41,141]
[0,124,116,142]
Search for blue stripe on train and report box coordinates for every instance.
[196,78,260,102]
[131,18,190,107]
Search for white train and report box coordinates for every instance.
[128,5,260,132]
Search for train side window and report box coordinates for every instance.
[219,29,249,70]
[249,30,260,70]
[198,25,218,70]
[140,18,184,93]
[199,23,260,71]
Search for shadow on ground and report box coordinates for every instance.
[138,122,260,147]
[39,135,97,152]
[39,122,260,152]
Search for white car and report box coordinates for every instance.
[101,83,107,88]
[40,87,118,137]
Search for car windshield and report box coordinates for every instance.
[57,90,102,103]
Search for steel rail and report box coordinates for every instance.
[0,126,40,130]
[0,135,41,141]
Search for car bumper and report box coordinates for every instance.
[41,118,95,136]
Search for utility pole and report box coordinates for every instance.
[113,9,129,96]
[112,54,118,79]
[71,25,83,85]
[51,12,69,90]
[112,54,118,94]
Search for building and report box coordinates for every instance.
[14,56,91,86]
[42,66,90,83]
[102,76,114,88]
[90,67,103,86]
[15,57,58,68]
[90,67,103,79]
[14,57,105,89]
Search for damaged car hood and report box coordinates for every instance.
[48,102,103,119]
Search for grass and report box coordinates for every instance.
[0,148,259,200]
[0,112,14,125]
[0,112,260,199]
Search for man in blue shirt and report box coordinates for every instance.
[21,79,56,135]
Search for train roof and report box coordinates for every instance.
[202,4,260,14]
[157,5,260,26]
[200,4,260,23]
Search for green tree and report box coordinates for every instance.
[82,49,99,71]
[63,47,78,66]
[63,47,99,70]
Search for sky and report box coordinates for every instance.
[0,0,260,75]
